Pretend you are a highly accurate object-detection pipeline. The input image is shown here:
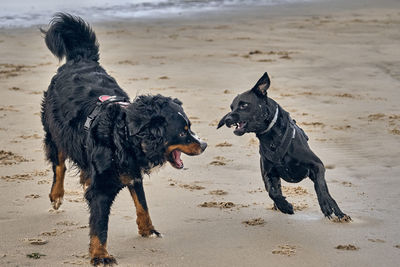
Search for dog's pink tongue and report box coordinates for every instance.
[173,150,183,168]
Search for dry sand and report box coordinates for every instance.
[1,0,400,266]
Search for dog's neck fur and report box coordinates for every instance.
[256,99,290,144]
[258,105,279,135]
[256,98,282,136]
[255,102,296,163]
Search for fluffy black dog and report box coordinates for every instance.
[217,73,349,221]
[41,13,207,265]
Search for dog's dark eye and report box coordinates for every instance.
[240,103,248,110]
[179,131,187,137]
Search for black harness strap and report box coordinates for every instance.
[259,120,295,163]
[257,106,308,163]
[84,95,130,132]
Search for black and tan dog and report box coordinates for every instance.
[41,13,206,265]
[218,72,349,221]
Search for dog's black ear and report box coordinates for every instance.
[128,120,143,136]
[141,115,167,166]
[251,72,270,97]
[148,116,166,136]
[128,116,166,136]
[217,113,229,129]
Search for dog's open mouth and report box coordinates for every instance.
[233,121,247,136]
[168,149,184,169]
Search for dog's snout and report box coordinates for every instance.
[225,115,234,126]
[200,141,207,152]
[225,113,239,127]
[189,131,207,153]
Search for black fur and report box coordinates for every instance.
[41,13,99,61]
[41,13,206,265]
[218,72,350,221]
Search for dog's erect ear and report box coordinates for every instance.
[251,72,270,97]
[217,113,230,129]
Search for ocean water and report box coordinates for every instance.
[0,0,312,28]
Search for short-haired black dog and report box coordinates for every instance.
[217,73,349,221]
[41,13,207,265]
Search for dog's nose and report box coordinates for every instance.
[225,115,234,127]
[200,141,207,152]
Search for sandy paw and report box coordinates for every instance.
[51,197,63,210]
[331,214,352,223]
[140,228,162,238]
[91,255,117,266]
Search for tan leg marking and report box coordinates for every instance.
[89,235,116,265]
[129,187,155,237]
[119,174,133,186]
[49,153,66,210]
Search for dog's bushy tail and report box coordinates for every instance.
[41,13,99,62]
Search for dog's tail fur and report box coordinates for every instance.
[41,13,99,62]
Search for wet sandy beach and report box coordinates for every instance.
[1,0,400,266]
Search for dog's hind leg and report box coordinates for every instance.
[261,159,294,214]
[49,152,66,210]
[45,133,66,210]
[309,162,350,221]
[128,182,161,237]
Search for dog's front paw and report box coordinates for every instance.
[149,229,162,237]
[274,200,294,215]
[331,214,352,223]
[49,195,63,210]
[280,202,294,215]
[339,214,352,222]
[139,228,162,238]
[319,198,349,221]
[91,255,117,266]
[320,205,333,219]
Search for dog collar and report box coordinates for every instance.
[258,106,279,135]
[84,95,130,131]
